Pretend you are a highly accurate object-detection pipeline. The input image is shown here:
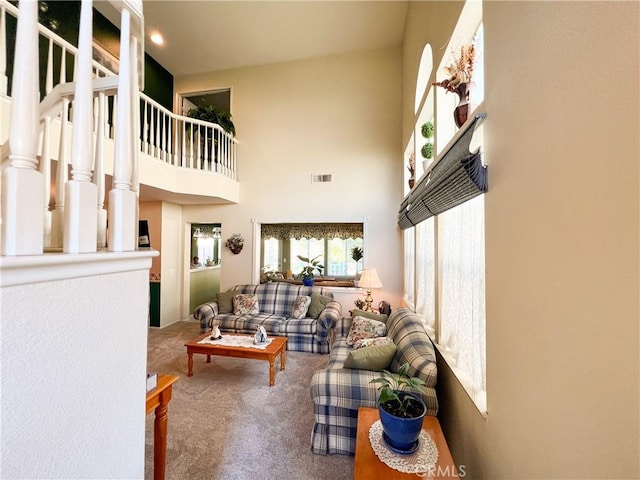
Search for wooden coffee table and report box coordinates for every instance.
[184,333,287,386]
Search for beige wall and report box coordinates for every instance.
[140,201,163,275]
[403,1,639,478]
[175,47,403,316]
[159,201,184,327]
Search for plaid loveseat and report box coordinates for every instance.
[309,308,438,455]
[193,283,342,354]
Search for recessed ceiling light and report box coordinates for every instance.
[150,32,164,46]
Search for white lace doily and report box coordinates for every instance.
[368,420,439,474]
[197,335,273,350]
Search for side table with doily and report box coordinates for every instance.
[353,407,458,479]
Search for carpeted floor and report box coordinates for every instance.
[145,321,354,480]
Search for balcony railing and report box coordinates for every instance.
[0,0,238,174]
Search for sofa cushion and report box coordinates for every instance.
[233,294,259,315]
[346,316,386,346]
[353,336,393,350]
[351,309,389,324]
[308,293,332,319]
[216,291,237,314]
[344,341,397,371]
[280,317,318,335]
[291,296,311,319]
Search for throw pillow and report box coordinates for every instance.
[346,316,387,346]
[351,309,389,324]
[344,342,397,371]
[353,336,393,350]
[233,294,259,315]
[291,296,312,319]
[307,293,332,319]
[216,291,237,314]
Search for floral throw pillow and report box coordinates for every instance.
[291,296,311,319]
[346,316,387,346]
[353,336,393,350]
[233,294,259,315]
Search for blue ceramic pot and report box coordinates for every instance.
[302,277,314,286]
[377,391,426,453]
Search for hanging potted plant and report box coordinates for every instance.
[407,152,416,189]
[296,255,324,286]
[370,362,426,454]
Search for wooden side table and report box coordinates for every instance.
[146,374,179,480]
[354,407,458,479]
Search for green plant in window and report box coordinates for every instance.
[351,246,363,263]
[296,255,324,280]
[421,142,434,160]
[421,121,434,139]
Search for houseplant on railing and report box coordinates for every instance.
[432,43,476,127]
[296,255,324,286]
[370,362,426,454]
[186,104,236,163]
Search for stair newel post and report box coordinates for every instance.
[64,0,97,253]
[95,92,107,248]
[50,49,69,249]
[108,8,136,252]
[1,0,44,255]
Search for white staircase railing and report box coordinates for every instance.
[1,0,144,255]
[0,0,238,256]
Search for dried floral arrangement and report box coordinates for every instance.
[225,233,244,254]
[433,43,476,93]
[407,152,416,178]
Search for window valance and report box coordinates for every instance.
[261,223,363,240]
[398,113,487,230]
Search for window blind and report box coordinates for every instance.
[398,113,487,229]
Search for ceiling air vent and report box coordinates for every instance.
[311,174,332,183]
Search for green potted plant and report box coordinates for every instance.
[370,362,426,454]
[187,104,236,136]
[296,255,324,286]
[421,121,434,170]
[186,104,236,163]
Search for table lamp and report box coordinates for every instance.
[358,268,383,312]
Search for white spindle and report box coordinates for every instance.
[50,48,69,249]
[1,0,44,255]
[108,8,136,252]
[95,92,107,248]
[64,0,97,253]
[1,5,8,95]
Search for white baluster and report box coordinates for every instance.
[1,6,8,95]
[40,38,55,248]
[50,50,69,249]
[108,8,136,252]
[64,0,97,253]
[95,92,107,248]
[1,0,44,255]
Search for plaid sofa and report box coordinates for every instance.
[193,283,342,354]
[309,307,438,455]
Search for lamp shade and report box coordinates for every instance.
[358,268,383,289]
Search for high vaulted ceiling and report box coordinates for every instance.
[97,1,409,77]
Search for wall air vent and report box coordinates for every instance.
[311,174,332,183]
